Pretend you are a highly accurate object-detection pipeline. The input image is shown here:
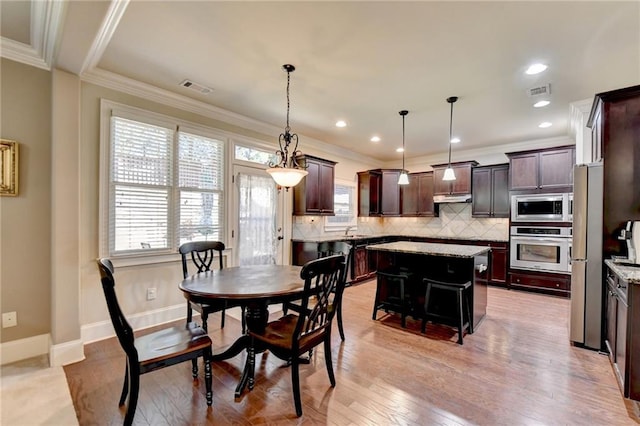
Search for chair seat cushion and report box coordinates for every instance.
[136,323,211,366]
[250,314,326,353]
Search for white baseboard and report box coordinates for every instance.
[50,339,85,367]
[0,334,50,366]
[81,303,191,344]
[82,303,284,344]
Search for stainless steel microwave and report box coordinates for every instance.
[511,193,571,223]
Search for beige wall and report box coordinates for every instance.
[0,58,52,343]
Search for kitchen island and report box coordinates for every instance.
[366,241,490,331]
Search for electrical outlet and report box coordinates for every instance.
[146,288,157,301]
[2,311,17,328]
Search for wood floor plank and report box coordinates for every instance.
[65,281,639,425]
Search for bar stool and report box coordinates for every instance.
[421,278,472,344]
[372,269,414,328]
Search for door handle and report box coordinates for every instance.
[277,236,284,240]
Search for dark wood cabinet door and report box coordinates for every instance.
[605,282,617,363]
[539,148,574,189]
[357,171,381,216]
[401,174,418,215]
[450,164,472,194]
[417,172,435,216]
[293,155,336,215]
[304,160,321,213]
[489,247,507,284]
[472,167,491,216]
[319,162,335,214]
[354,246,369,280]
[509,152,539,190]
[433,168,450,195]
[491,166,510,217]
[380,170,401,215]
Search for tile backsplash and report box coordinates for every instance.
[292,203,509,241]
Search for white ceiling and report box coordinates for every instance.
[2,1,639,162]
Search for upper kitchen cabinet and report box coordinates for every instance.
[357,169,402,216]
[401,172,437,217]
[293,155,337,216]
[506,146,575,192]
[588,85,640,257]
[472,164,509,218]
[432,161,478,196]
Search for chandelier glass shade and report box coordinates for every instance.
[266,64,308,188]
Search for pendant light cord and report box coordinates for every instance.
[448,100,453,166]
[402,113,405,171]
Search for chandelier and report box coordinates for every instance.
[266,64,308,189]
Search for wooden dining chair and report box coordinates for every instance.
[97,258,213,426]
[179,241,246,333]
[246,254,346,417]
[284,241,352,341]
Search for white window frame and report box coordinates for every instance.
[324,178,358,231]
[99,100,229,266]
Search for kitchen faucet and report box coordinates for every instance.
[344,226,354,236]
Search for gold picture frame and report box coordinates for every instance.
[0,139,19,196]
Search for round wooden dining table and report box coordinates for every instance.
[179,264,304,397]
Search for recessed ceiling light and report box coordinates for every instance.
[539,122,552,128]
[526,63,548,75]
[450,137,461,144]
[370,136,381,142]
[335,120,347,128]
[396,147,404,153]
[534,100,550,108]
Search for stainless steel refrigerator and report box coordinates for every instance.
[570,163,604,350]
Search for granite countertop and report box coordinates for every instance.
[365,241,491,258]
[604,259,640,284]
[291,234,508,244]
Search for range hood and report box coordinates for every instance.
[433,194,472,203]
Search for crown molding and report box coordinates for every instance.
[81,0,130,74]
[395,135,575,170]
[569,98,593,137]
[31,0,67,67]
[81,67,380,166]
[1,0,66,70]
[0,37,49,70]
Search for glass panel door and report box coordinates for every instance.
[233,165,284,266]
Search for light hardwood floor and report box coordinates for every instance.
[64,281,639,425]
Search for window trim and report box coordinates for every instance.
[99,100,231,266]
[324,178,358,231]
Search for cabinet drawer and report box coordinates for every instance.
[509,271,570,294]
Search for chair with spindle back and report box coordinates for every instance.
[284,240,352,341]
[247,254,347,416]
[179,241,246,333]
[97,258,213,426]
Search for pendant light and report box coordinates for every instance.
[442,96,458,181]
[398,110,410,185]
[266,64,308,189]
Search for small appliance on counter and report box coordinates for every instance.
[618,220,640,265]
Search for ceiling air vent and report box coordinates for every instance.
[526,83,551,97]
[179,79,213,95]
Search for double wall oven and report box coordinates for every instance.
[510,225,571,273]
[510,193,572,274]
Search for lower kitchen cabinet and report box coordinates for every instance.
[604,262,640,401]
[487,242,508,286]
[509,270,571,297]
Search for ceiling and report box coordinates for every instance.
[2,1,639,162]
